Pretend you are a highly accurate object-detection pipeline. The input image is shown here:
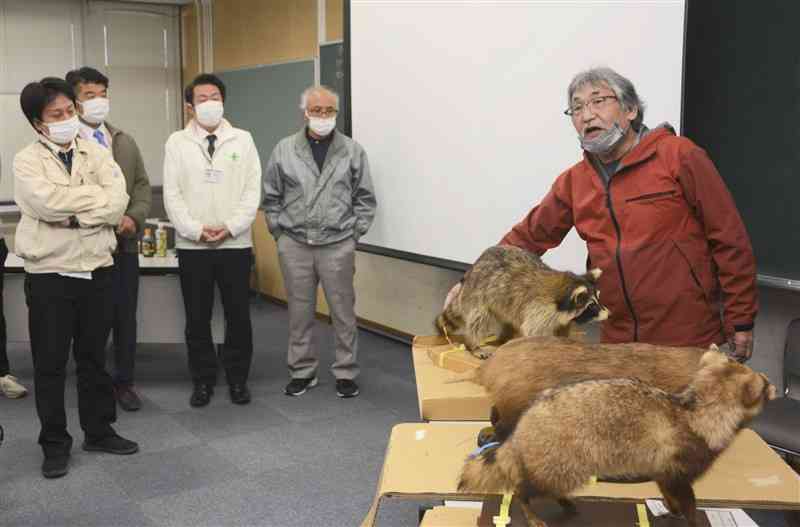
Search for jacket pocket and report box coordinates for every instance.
[85,228,117,260]
[278,195,304,231]
[14,216,44,261]
[625,190,677,203]
[672,238,714,304]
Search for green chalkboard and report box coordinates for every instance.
[684,1,800,287]
[320,42,348,135]
[216,59,314,172]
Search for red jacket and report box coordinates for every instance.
[500,126,758,347]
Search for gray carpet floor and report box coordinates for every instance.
[0,298,795,526]
[0,298,430,527]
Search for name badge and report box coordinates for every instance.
[204,168,223,184]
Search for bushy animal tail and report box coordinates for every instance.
[457,442,518,495]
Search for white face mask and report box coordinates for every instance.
[306,112,336,137]
[579,122,628,155]
[194,100,224,128]
[80,97,110,125]
[42,115,80,145]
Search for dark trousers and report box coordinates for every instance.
[111,252,140,385]
[25,268,117,457]
[0,239,9,377]
[177,249,253,386]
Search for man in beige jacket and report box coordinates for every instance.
[15,77,138,479]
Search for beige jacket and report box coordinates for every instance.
[13,137,129,273]
[163,119,261,250]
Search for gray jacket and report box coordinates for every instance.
[262,129,376,246]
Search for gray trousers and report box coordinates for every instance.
[277,235,359,380]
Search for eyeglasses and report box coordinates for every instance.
[307,106,338,117]
[564,95,618,117]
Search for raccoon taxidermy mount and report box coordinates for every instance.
[457,350,776,527]
[449,336,711,444]
[436,246,608,357]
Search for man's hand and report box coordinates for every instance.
[116,215,137,237]
[200,225,230,244]
[443,282,462,310]
[730,330,754,362]
[205,228,231,244]
[200,226,219,243]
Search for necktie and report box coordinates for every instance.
[57,150,73,174]
[93,129,108,148]
[207,134,217,158]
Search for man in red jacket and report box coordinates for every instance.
[445,67,757,361]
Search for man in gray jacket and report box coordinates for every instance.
[67,67,151,412]
[262,85,376,398]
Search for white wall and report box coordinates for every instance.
[351,0,685,271]
[0,0,84,201]
[0,0,181,202]
[84,1,182,187]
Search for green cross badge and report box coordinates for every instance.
[230,152,240,161]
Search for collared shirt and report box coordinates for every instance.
[191,120,226,159]
[38,134,76,156]
[79,121,113,150]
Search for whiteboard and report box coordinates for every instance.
[350,0,685,272]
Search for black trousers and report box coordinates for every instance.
[0,239,9,377]
[177,249,253,386]
[111,252,140,385]
[25,268,117,457]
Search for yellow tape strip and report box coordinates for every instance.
[636,503,650,527]
[436,346,464,368]
[480,334,498,346]
[493,492,513,527]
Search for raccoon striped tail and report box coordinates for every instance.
[457,442,519,495]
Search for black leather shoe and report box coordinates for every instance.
[190,384,214,407]
[114,384,143,412]
[42,455,70,478]
[229,384,251,405]
[83,434,139,455]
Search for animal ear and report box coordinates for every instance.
[741,372,769,407]
[587,268,602,281]
[699,349,727,367]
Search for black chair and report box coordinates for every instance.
[750,318,800,462]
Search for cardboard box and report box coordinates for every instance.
[426,344,483,374]
[412,336,491,421]
[420,505,481,526]
[477,497,712,526]
[360,423,800,527]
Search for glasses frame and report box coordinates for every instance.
[564,95,618,117]
[306,106,339,118]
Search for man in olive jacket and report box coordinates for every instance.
[67,67,151,411]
